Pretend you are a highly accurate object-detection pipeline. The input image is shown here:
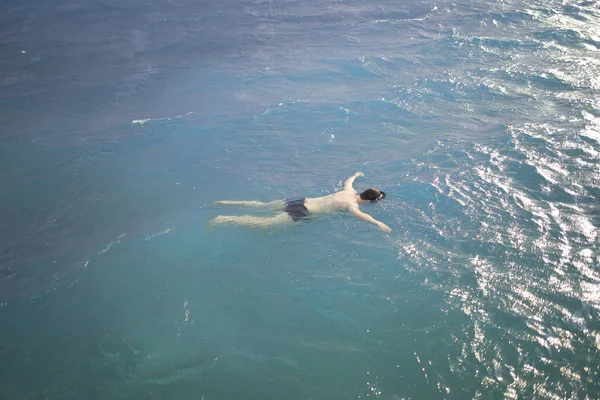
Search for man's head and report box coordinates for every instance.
[359,188,386,202]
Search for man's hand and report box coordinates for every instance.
[378,222,392,233]
[355,172,364,178]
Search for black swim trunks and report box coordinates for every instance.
[284,198,309,221]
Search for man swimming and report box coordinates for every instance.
[210,172,392,232]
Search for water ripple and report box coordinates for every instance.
[397,109,600,397]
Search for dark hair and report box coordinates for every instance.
[359,188,386,202]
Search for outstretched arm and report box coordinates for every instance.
[344,171,364,191]
[350,207,392,233]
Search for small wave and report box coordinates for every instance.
[130,112,196,126]
[453,35,541,52]
[98,233,126,255]
[581,110,600,144]
[533,28,600,50]
[131,118,151,125]
[145,227,174,242]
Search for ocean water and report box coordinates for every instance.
[1,0,600,398]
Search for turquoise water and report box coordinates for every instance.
[1,0,600,398]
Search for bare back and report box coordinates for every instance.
[304,189,358,214]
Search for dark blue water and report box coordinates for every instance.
[2,0,600,398]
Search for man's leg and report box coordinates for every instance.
[213,200,284,210]
[209,212,292,228]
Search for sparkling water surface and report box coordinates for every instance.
[1,0,600,398]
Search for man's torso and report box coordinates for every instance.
[304,190,357,214]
